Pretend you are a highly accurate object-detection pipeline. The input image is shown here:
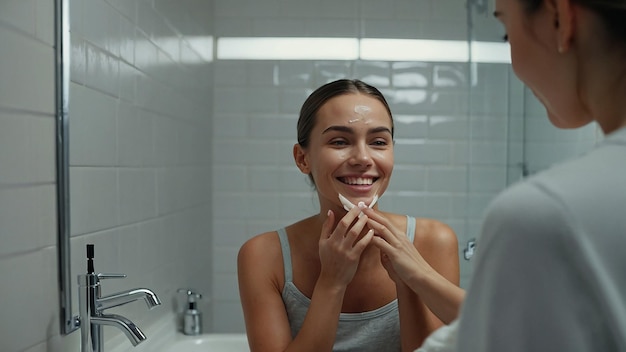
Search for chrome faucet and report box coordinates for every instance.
[78,245,161,352]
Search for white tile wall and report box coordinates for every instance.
[0,1,602,351]
[0,0,214,351]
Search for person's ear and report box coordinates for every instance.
[552,0,575,53]
[293,143,311,174]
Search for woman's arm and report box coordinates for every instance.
[405,220,464,324]
[360,206,464,323]
[238,234,301,351]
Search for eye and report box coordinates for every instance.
[370,138,390,147]
[502,34,509,42]
[329,138,348,146]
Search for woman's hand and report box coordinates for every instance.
[318,206,375,287]
[358,205,434,285]
[359,205,465,325]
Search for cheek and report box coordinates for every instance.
[336,150,349,160]
[375,151,394,171]
[309,149,347,174]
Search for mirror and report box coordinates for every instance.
[55,0,75,335]
[56,0,601,337]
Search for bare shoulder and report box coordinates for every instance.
[238,231,282,266]
[413,218,460,285]
[413,218,458,251]
[237,231,284,288]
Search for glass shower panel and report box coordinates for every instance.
[464,0,521,286]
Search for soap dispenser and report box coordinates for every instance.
[178,289,203,335]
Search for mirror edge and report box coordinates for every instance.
[55,0,78,335]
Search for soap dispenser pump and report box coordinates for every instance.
[177,288,203,335]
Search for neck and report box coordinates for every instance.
[576,13,626,134]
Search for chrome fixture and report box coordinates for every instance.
[78,244,161,352]
[55,0,77,335]
[178,288,203,335]
[463,238,476,261]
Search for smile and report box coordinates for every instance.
[339,177,376,185]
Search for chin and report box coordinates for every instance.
[546,109,592,130]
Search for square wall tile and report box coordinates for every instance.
[70,167,119,235]
[69,84,118,166]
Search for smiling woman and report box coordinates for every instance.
[237,79,462,352]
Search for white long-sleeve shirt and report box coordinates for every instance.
[456,126,626,351]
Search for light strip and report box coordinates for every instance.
[217,37,359,60]
[360,38,469,62]
[216,37,511,63]
[470,41,511,63]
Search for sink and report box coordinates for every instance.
[159,333,249,352]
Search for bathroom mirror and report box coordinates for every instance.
[56,0,601,337]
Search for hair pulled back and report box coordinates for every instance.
[520,0,626,45]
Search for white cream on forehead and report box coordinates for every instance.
[354,105,371,115]
[348,105,372,124]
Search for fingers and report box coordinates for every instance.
[332,205,366,240]
[350,229,374,257]
[321,209,335,239]
[358,206,403,245]
[344,211,369,241]
[352,229,375,252]
[370,234,393,252]
[366,216,400,247]
[358,205,390,226]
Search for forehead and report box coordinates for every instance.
[315,93,391,126]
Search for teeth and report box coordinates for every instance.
[342,177,373,185]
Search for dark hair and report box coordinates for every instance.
[520,0,626,45]
[297,79,394,149]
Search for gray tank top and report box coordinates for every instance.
[278,216,416,352]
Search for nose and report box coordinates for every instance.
[348,143,373,167]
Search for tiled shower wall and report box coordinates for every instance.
[210,0,600,333]
[0,0,214,351]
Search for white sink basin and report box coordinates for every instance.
[160,333,249,352]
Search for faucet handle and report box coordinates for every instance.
[98,273,127,280]
[178,288,202,301]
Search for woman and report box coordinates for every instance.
[400,0,625,351]
[237,79,461,352]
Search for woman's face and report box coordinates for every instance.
[495,0,591,128]
[295,93,394,210]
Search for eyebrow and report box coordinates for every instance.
[322,125,393,135]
